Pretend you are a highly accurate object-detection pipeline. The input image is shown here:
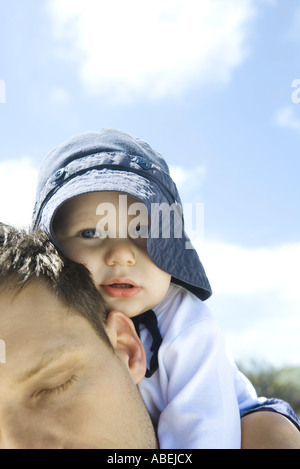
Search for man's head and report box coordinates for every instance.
[0,224,157,449]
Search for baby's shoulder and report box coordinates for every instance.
[158,284,215,337]
[172,284,213,317]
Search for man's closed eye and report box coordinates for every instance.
[32,375,78,399]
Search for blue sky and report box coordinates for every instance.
[0,0,299,367]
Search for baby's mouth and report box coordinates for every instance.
[101,280,141,299]
[109,283,134,289]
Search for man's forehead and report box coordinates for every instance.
[0,337,95,384]
[0,285,97,371]
[17,344,85,383]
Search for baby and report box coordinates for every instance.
[32,128,300,448]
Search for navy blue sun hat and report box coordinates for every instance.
[32,128,212,301]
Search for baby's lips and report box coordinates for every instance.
[101,284,141,299]
[103,277,138,287]
[101,278,141,298]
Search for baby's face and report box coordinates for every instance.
[54,192,171,318]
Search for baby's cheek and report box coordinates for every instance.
[69,250,88,265]
[57,239,83,264]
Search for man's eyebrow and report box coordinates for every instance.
[18,346,78,383]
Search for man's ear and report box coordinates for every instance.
[105,311,146,384]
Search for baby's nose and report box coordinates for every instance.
[104,241,136,266]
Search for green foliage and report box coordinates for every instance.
[239,362,300,418]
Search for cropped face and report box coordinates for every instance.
[54,192,171,317]
[0,282,157,449]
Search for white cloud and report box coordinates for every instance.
[199,239,300,301]
[0,158,38,229]
[170,164,207,200]
[196,239,300,365]
[47,0,257,102]
[274,105,300,131]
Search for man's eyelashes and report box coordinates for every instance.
[32,375,78,399]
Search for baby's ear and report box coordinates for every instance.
[105,310,146,384]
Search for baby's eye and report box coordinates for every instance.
[138,225,149,238]
[80,229,98,239]
[130,224,148,239]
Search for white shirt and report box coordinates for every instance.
[137,284,261,449]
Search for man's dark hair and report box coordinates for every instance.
[0,223,111,347]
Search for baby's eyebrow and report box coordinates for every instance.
[18,346,79,383]
[59,217,98,234]
[70,216,98,226]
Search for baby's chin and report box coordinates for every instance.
[105,298,149,319]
